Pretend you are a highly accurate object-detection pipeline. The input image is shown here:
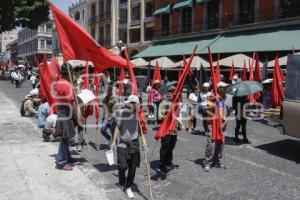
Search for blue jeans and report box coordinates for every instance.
[56,139,71,168]
[100,117,117,141]
[153,101,160,123]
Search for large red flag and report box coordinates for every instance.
[229,61,235,81]
[94,72,100,124]
[215,54,221,83]
[49,3,128,71]
[124,49,147,134]
[155,46,197,140]
[118,68,126,97]
[153,61,161,84]
[271,56,284,106]
[208,47,217,95]
[49,57,61,81]
[242,60,247,81]
[41,56,56,105]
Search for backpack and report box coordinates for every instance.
[20,100,26,116]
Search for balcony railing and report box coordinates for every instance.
[88,12,111,26]
[154,5,300,39]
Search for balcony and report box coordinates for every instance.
[99,11,112,21]
[144,16,154,23]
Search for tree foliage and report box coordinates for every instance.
[0,0,50,32]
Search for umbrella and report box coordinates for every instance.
[227,81,263,96]
[159,81,177,94]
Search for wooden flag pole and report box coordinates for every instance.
[138,121,154,200]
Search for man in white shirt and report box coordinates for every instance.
[30,75,37,88]
[198,82,211,134]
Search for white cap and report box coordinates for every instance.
[217,81,229,88]
[29,88,39,96]
[262,79,273,84]
[125,95,140,104]
[233,75,238,80]
[202,82,210,88]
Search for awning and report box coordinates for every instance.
[134,27,300,58]
[172,56,210,68]
[173,0,193,10]
[150,57,175,69]
[196,0,210,4]
[130,58,149,67]
[153,4,172,16]
[213,54,263,68]
[267,52,300,67]
[209,27,300,53]
[134,36,220,58]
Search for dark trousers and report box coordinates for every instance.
[118,150,140,189]
[235,117,247,138]
[154,101,160,123]
[160,134,177,166]
[202,112,209,133]
[100,117,117,141]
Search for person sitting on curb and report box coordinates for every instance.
[21,90,39,117]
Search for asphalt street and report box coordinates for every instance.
[0,79,300,200]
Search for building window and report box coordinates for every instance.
[131,4,141,21]
[161,14,170,36]
[145,27,154,41]
[119,30,127,43]
[120,9,127,24]
[46,23,52,33]
[99,26,104,44]
[91,3,96,17]
[279,0,300,19]
[120,0,127,4]
[99,0,104,19]
[105,24,111,45]
[40,40,45,49]
[145,1,153,18]
[239,0,255,25]
[181,7,192,33]
[47,40,52,50]
[82,10,85,19]
[207,0,219,29]
[91,28,96,39]
[75,11,80,21]
[130,29,140,43]
[105,0,111,17]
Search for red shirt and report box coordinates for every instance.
[54,79,74,103]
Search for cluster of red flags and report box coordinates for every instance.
[154,47,197,140]
[208,47,224,144]
[49,3,130,70]
[271,56,285,106]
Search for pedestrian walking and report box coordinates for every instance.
[149,80,162,124]
[233,95,250,143]
[198,82,211,134]
[204,81,229,172]
[188,86,199,132]
[30,74,37,89]
[110,95,142,199]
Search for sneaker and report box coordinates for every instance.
[188,128,192,133]
[126,187,134,199]
[233,137,241,143]
[242,138,251,144]
[204,165,210,172]
[56,164,73,171]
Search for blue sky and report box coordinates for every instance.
[50,0,72,13]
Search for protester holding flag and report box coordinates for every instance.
[111,95,142,199]
[54,64,78,171]
[204,81,229,172]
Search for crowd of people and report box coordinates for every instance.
[9,61,276,199]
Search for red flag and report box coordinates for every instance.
[34,55,39,67]
[41,56,56,105]
[254,54,261,81]
[271,56,284,106]
[229,61,235,81]
[215,54,221,83]
[242,60,247,81]
[124,49,147,134]
[153,61,161,84]
[208,47,217,95]
[155,46,197,140]
[118,68,126,97]
[49,57,61,81]
[49,3,128,70]
[212,108,225,144]
[83,61,93,117]
[94,72,100,124]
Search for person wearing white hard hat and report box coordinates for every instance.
[21,90,39,117]
[111,95,142,199]
[198,82,211,134]
[203,81,229,172]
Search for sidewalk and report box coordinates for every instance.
[0,91,109,200]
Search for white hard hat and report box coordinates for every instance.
[202,82,210,88]
[125,95,140,104]
[217,81,229,88]
[29,88,39,96]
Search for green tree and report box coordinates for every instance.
[0,0,50,32]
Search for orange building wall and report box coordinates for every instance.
[223,0,235,27]
[194,5,204,31]
[259,0,275,21]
